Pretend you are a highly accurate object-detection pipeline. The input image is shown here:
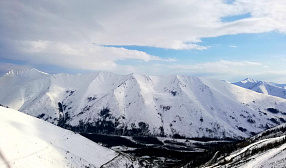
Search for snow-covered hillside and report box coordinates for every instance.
[233,78,286,99]
[201,123,286,168]
[1,69,286,139]
[0,106,142,168]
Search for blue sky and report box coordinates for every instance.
[108,31,286,82]
[0,0,286,82]
[113,31,286,63]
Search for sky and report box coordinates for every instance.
[0,0,286,83]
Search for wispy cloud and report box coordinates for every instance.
[4,40,171,71]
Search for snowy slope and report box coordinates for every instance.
[203,123,286,168]
[1,69,286,139]
[204,136,286,168]
[233,78,286,99]
[0,106,141,168]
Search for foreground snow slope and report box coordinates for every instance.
[233,78,286,99]
[0,106,140,168]
[1,69,286,139]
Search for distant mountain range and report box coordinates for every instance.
[1,69,286,139]
[233,78,286,99]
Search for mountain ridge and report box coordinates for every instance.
[1,69,286,139]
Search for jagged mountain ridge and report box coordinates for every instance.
[0,106,143,168]
[233,78,286,99]
[1,69,286,139]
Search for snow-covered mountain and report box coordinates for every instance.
[0,106,143,168]
[1,69,286,139]
[233,78,286,99]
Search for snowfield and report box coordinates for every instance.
[0,106,141,168]
[1,69,286,139]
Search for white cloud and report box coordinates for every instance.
[229,45,237,48]
[0,0,286,79]
[1,0,285,50]
[4,40,165,71]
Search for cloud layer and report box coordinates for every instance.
[0,0,286,81]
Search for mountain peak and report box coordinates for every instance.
[4,68,49,78]
[241,78,257,83]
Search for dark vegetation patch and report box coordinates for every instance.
[126,147,200,168]
[170,91,177,96]
[161,105,171,111]
[57,102,71,127]
[258,125,286,139]
[238,127,247,132]
[279,117,286,123]
[247,118,256,124]
[100,107,110,118]
[0,104,8,108]
[187,137,237,142]
[80,133,234,168]
[58,102,63,112]
[61,107,152,137]
[192,141,232,150]
[172,133,186,139]
[267,108,280,114]
[270,118,280,125]
[132,136,164,145]
[87,96,96,102]
[164,140,188,146]
[66,90,75,96]
[37,113,45,118]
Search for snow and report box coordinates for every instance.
[0,107,139,168]
[204,123,286,168]
[206,136,286,168]
[224,139,270,162]
[244,138,286,168]
[1,69,286,139]
[233,78,286,99]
